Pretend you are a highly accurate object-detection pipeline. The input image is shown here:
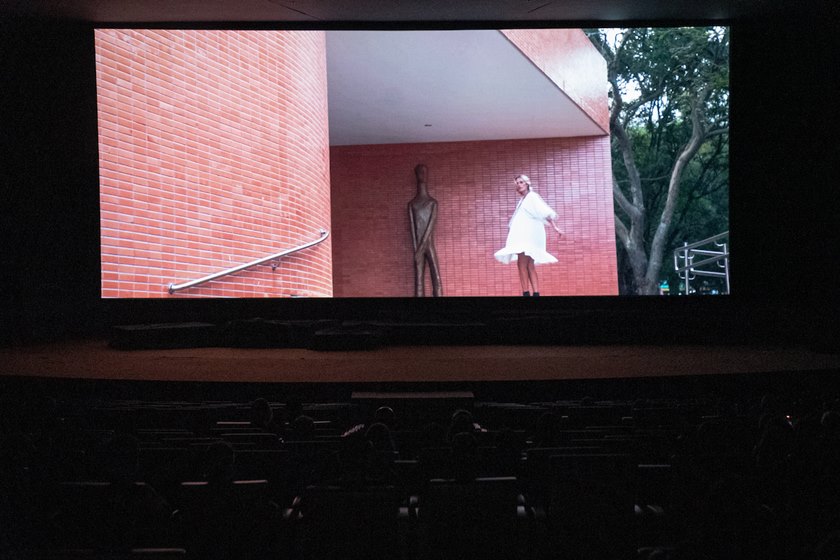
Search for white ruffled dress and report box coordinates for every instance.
[494,191,558,265]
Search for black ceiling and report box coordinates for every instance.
[0,0,820,25]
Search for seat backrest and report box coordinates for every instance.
[423,476,520,525]
[298,484,402,560]
[302,484,400,530]
[420,477,523,559]
[231,449,291,480]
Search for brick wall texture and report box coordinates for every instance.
[97,29,616,298]
[96,29,332,298]
[330,136,617,297]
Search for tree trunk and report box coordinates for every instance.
[644,90,710,292]
[612,114,655,294]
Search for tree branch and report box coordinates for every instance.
[610,98,646,214]
[614,215,630,248]
[645,86,711,289]
[613,177,638,220]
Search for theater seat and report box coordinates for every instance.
[413,476,528,560]
[49,481,174,551]
[294,484,405,560]
[174,480,283,560]
[30,548,187,559]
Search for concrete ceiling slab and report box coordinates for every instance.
[326,29,604,146]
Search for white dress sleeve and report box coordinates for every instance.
[523,192,557,223]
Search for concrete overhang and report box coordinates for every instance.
[326,30,606,146]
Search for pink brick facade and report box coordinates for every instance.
[330,137,617,297]
[96,30,332,298]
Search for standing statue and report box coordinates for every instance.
[408,164,443,297]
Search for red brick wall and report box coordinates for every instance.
[330,137,617,297]
[502,29,610,133]
[96,30,332,298]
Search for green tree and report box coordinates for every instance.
[586,27,729,295]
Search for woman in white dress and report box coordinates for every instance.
[494,174,563,296]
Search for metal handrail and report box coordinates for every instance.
[673,230,729,295]
[674,231,729,258]
[168,228,329,294]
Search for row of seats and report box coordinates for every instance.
[4,390,840,559]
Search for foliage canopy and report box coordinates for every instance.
[585,27,730,294]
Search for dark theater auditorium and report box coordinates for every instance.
[2,0,840,558]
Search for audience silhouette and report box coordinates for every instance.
[4,389,840,559]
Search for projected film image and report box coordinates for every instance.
[96,27,729,298]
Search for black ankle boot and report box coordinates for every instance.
[523,291,530,297]
[533,292,540,297]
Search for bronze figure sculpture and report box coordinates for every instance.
[408,164,442,297]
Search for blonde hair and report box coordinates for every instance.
[515,174,532,189]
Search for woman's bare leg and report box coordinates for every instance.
[527,258,539,294]
[517,254,530,293]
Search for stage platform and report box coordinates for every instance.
[3,338,839,385]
